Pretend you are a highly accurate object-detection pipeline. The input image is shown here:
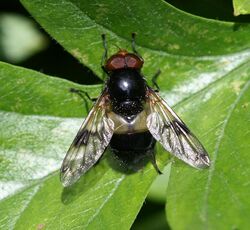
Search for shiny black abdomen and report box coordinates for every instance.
[107,69,146,117]
[110,131,156,154]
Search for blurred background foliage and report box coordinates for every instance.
[0,1,249,229]
[0,0,102,85]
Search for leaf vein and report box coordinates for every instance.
[202,80,250,225]
[83,175,125,229]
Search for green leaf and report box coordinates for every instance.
[0,62,101,118]
[233,0,250,16]
[166,64,250,229]
[1,0,250,229]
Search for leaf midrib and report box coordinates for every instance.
[174,59,250,109]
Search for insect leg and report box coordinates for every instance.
[101,34,109,71]
[70,88,97,102]
[152,70,161,92]
[101,34,109,79]
[147,149,163,174]
[131,32,142,58]
[69,88,96,112]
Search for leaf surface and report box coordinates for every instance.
[233,0,250,16]
[166,63,250,229]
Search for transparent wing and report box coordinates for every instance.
[60,90,114,187]
[146,87,210,168]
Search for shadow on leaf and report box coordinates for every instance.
[61,159,109,205]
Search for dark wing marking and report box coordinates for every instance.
[146,87,210,168]
[60,90,114,187]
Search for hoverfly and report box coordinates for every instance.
[60,33,210,187]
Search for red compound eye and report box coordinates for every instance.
[125,54,143,69]
[105,50,144,71]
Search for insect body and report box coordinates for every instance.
[60,34,210,187]
[107,57,157,172]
